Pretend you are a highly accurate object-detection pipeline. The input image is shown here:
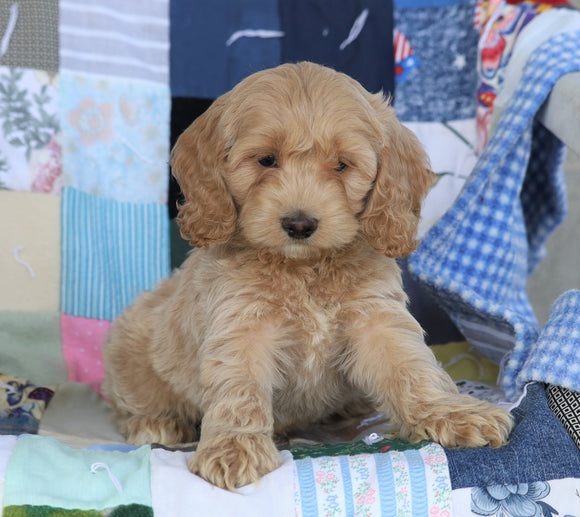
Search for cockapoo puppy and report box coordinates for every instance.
[103,62,513,490]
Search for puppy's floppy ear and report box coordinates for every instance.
[170,95,237,248]
[360,95,435,258]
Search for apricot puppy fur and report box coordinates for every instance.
[103,62,513,490]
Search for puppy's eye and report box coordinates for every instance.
[334,161,348,173]
[258,155,278,168]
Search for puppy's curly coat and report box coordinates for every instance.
[103,62,513,491]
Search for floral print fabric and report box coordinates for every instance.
[60,73,169,204]
[0,67,61,193]
[0,374,55,435]
[293,442,452,516]
[474,0,570,152]
[452,478,580,517]
[472,482,551,516]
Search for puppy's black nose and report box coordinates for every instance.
[281,214,319,240]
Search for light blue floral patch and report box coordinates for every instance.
[471,482,557,517]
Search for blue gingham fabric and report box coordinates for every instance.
[409,31,580,400]
[518,291,580,390]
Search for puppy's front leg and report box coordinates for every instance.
[345,307,514,448]
[189,325,282,490]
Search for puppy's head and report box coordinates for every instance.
[171,62,434,258]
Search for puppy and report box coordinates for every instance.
[102,62,513,491]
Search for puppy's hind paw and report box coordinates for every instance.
[189,433,282,491]
[123,415,196,446]
[401,395,514,449]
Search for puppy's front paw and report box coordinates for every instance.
[401,395,514,448]
[189,433,281,491]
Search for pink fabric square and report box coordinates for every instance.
[61,314,111,395]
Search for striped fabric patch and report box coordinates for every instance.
[59,0,169,84]
[293,443,451,516]
[60,187,170,321]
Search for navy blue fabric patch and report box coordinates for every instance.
[280,0,394,96]
[393,0,479,121]
[170,0,282,98]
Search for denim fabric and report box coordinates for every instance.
[445,383,580,489]
[392,0,480,121]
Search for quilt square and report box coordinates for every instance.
[0,0,58,72]
[0,312,66,387]
[59,0,168,84]
[170,0,281,98]
[0,191,60,312]
[393,0,479,121]
[61,315,112,395]
[0,374,56,435]
[3,435,152,511]
[60,188,170,322]
[0,67,61,193]
[60,73,170,205]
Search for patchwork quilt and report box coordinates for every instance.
[2,0,580,515]
[1,383,580,516]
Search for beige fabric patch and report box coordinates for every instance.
[0,191,60,311]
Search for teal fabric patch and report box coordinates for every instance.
[4,436,152,511]
[60,187,170,322]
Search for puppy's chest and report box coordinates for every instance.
[274,277,349,359]
[243,255,370,361]
[271,283,353,425]
[292,296,341,353]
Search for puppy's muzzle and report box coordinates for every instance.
[281,212,319,240]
